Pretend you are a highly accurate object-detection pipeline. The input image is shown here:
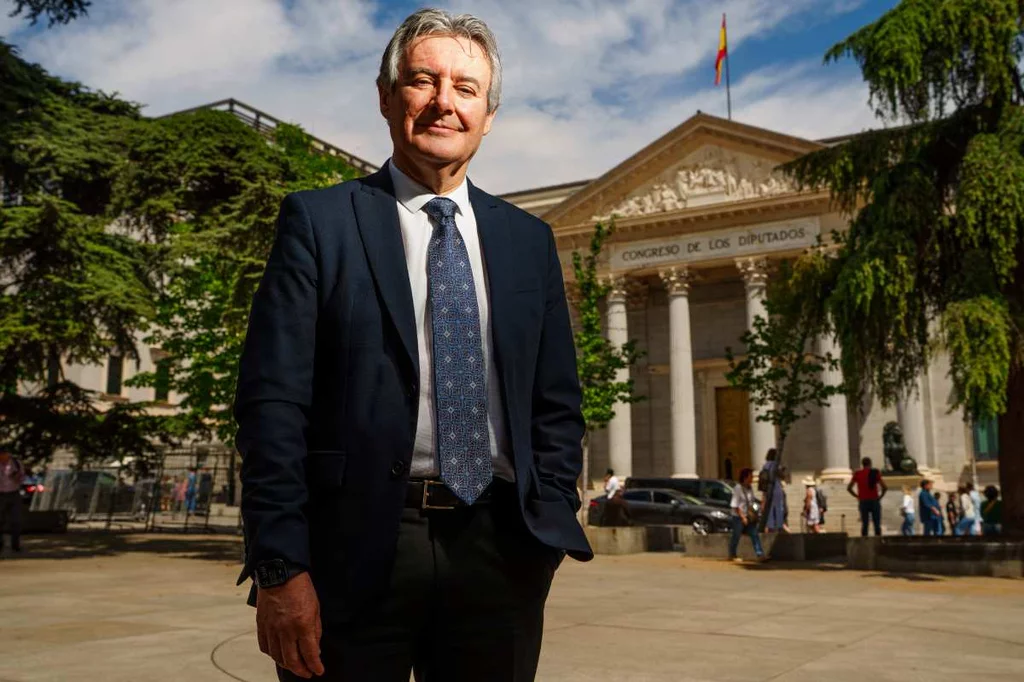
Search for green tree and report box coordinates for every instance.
[0,41,166,468]
[570,221,642,513]
[6,0,90,26]
[726,250,847,528]
[119,114,358,446]
[782,0,1024,534]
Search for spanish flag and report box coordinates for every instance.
[714,14,728,86]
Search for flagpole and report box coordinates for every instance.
[725,21,732,120]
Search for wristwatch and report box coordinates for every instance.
[254,559,305,588]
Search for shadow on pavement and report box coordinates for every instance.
[14,531,243,563]
[865,571,943,582]
[739,560,848,573]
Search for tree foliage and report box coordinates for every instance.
[571,222,642,432]
[7,0,90,26]
[570,221,642,493]
[0,40,161,467]
[784,0,1024,421]
[777,0,1024,534]
[726,250,847,459]
[119,114,359,445]
[1,40,360,466]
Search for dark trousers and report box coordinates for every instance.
[279,483,560,682]
[859,499,881,537]
[0,491,22,550]
[727,516,764,559]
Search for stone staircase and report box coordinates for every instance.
[777,480,886,535]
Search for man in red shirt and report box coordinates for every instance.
[847,457,888,536]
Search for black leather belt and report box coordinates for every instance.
[405,479,494,510]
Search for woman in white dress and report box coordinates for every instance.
[803,479,822,533]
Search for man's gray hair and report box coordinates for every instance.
[377,8,502,113]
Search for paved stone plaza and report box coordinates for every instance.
[2,533,1024,681]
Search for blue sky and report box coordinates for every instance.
[1,0,901,192]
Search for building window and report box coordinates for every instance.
[155,360,171,403]
[972,417,999,462]
[106,355,124,396]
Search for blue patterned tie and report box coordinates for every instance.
[423,197,492,504]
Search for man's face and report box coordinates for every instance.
[380,34,496,171]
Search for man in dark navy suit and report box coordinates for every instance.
[235,8,592,681]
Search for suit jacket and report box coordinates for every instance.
[235,166,593,616]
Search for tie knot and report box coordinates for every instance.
[424,197,458,224]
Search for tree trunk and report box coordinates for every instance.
[998,365,1024,538]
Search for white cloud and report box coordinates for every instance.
[7,0,882,192]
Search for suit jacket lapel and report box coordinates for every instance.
[352,167,419,378]
[470,182,520,444]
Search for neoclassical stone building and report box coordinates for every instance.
[502,112,996,488]
[47,101,997,489]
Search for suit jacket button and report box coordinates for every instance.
[406,382,417,398]
[390,460,406,478]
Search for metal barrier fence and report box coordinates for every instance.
[29,448,243,533]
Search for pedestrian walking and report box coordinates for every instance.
[172,475,186,517]
[815,484,829,527]
[933,491,946,535]
[967,483,983,536]
[981,486,1002,536]
[803,478,822,534]
[945,489,960,533]
[0,450,26,554]
[728,468,764,562]
[956,486,977,536]
[847,457,887,536]
[185,467,198,514]
[918,480,942,536]
[759,449,788,533]
[899,485,916,536]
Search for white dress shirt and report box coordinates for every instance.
[388,161,514,482]
[730,485,755,517]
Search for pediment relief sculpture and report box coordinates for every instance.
[593,145,799,222]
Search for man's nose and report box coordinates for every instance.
[433,82,455,114]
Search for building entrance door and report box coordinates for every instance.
[715,387,751,481]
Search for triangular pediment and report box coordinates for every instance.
[544,113,825,228]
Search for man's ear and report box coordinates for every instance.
[482,106,498,136]
[378,84,390,119]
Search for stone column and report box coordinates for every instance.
[736,257,776,471]
[897,377,930,472]
[604,275,633,479]
[659,267,697,478]
[817,332,852,481]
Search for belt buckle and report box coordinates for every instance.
[421,480,456,510]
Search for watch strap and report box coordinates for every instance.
[254,559,304,588]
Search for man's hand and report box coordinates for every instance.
[256,571,325,678]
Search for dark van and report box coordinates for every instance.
[623,477,736,509]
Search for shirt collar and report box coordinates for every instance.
[388,159,471,218]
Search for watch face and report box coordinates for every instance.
[256,559,289,587]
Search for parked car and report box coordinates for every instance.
[624,477,737,509]
[588,488,732,534]
[20,474,46,507]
